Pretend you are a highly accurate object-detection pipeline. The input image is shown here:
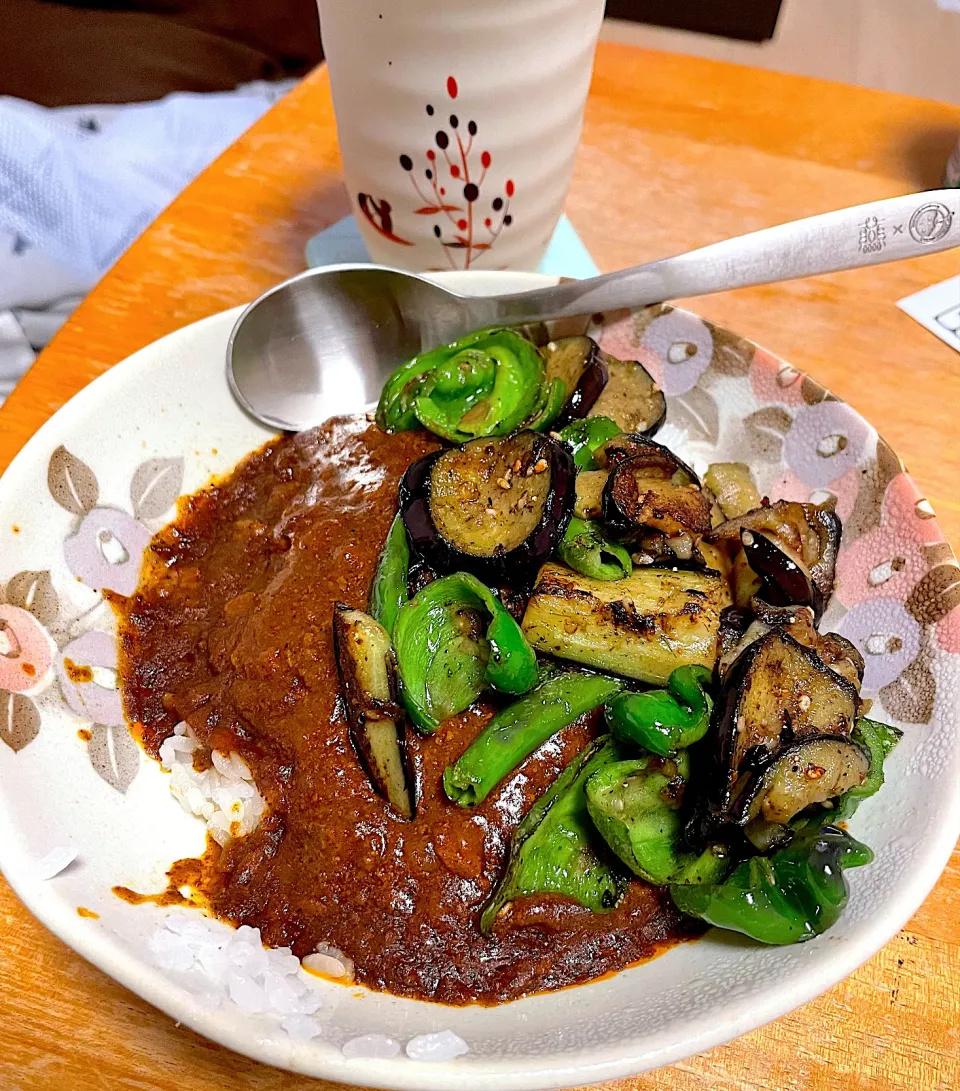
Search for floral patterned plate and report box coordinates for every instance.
[0,270,957,1090]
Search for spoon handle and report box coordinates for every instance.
[490,189,960,323]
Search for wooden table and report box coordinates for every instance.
[1,42,958,1091]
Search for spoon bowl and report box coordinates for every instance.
[227,189,959,431]
[226,265,498,431]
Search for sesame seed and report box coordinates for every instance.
[486,507,496,516]
[497,477,511,490]
[512,459,522,473]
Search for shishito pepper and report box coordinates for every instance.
[376,328,547,442]
[585,752,731,886]
[443,671,623,806]
[369,513,409,638]
[557,516,632,581]
[480,737,626,934]
[605,665,713,757]
[393,572,538,734]
[557,415,621,469]
[670,825,873,944]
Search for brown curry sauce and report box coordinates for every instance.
[117,417,694,1005]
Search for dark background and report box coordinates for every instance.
[607,0,784,42]
[0,1,785,107]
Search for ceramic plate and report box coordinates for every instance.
[0,271,957,1090]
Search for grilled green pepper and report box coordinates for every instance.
[376,328,546,442]
[830,717,902,822]
[585,752,713,885]
[444,671,623,806]
[670,825,873,944]
[524,377,568,433]
[605,665,713,757]
[369,514,410,638]
[481,737,626,934]
[393,572,538,733]
[557,516,632,581]
[557,415,621,470]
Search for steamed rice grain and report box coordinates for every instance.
[158,722,266,845]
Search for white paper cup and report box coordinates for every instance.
[316,0,605,271]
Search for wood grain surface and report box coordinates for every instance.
[1,43,958,1091]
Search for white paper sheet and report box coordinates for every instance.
[896,276,960,354]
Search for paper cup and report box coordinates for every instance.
[316,0,605,271]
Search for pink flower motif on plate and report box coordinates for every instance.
[63,507,152,597]
[768,467,860,523]
[834,597,922,693]
[636,310,713,396]
[56,630,124,725]
[0,604,52,694]
[596,319,642,371]
[834,525,926,610]
[749,348,806,408]
[879,473,946,549]
[783,400,870,489]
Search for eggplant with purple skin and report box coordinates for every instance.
[540,337,610,428]
[717,602,864,693]
[730,735,871,851]
[332,605,414,820]
[600,435,712,542]
[707,501,841,621]
[749,600,865,691]
[593,434,699,479]
[588,353,666,436]
[400,431,575,582]
[712,628,860,814]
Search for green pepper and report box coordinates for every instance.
[830,717,902,822]
[584,752,724,886]
[369,514,409,638]
[557,416,621,469]
[605,665,713,757]
[557,517,632,581]
[393,572,538,733]
[523,377,567,432]
[376,329,545,442]
[480,737,626,934]
[444,671,623,806]
[670,825,873,945]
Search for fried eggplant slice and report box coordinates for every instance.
[333,604,414,819]
[521,562,730,685]
[731,735,870,850]
[714,629,860,811]
[588,354,666,435]
[400,431,575,581]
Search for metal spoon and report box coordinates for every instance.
[227,189,959,431]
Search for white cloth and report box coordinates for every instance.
[0,81,294,403]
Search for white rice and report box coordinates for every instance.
[405,1030,470,1062]
[342,1034,402,1059]
[153,729,470,1061]
[35,846,78,880]
[150,913,324,1039]
[158,722,266,846]
[302,943,353,980]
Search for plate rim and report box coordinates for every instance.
[0,271,957,1090]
